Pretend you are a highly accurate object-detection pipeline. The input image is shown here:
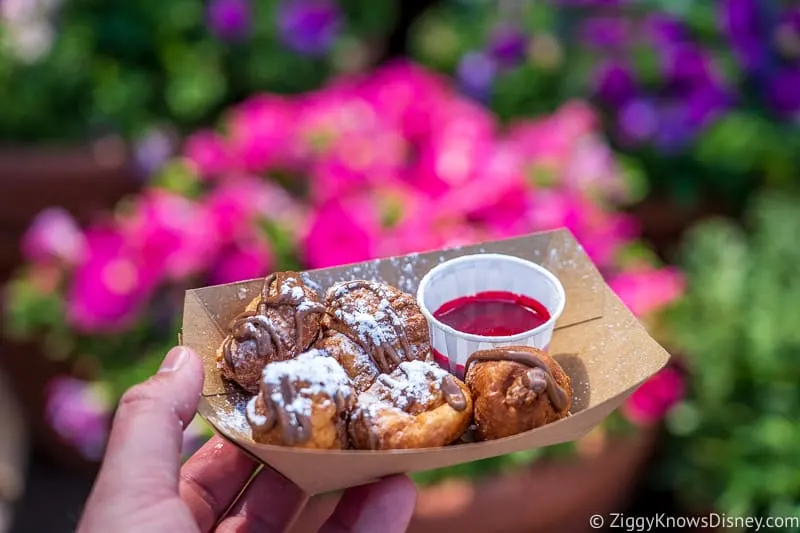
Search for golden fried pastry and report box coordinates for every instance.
[349,360,472,450]
[218,271,325,392]
[246,350,355,448]
[314,329,379,393]
[465,346,571,441]
[323,280,431,375]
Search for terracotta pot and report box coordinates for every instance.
[289,427,658,533]
[0,143,139,281]
[0,366,27,533]
[408,428,657,533]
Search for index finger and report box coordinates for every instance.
[179,436,258,533]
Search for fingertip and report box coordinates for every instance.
[148,346,204,400]
[322,475,418,533]
[373,475,418,509]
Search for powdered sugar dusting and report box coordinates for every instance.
[337,307,398,348]
[246,396,267,425]
[214,396,252,437]
[300,273,323,295]
[297,299,317,311]
[278,276,299,295]
[333,289,403,349]
[260,350,352,418]
[371,360,448,411]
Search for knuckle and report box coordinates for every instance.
[179,470,221,519]
[117,381,162,416]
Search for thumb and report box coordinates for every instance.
[94,346,204,493]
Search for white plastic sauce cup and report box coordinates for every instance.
[417,253,566,379]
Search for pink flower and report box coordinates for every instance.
[308,129,406,204]
[66,226,160,333]
[386,211,495,256]
[120,190,219,280]
[293,83,378,161]
[304,196,381,268]
[507,101,605,192]
[580,209,641,268]
[436,145,530,235]
[552,100,599,139]
[610,265,686,317]
[507,119,572,179]
[205,176,308,248]
[21,207,86,266]
[204,177,268,239]
[228,95,296,172]
[208,236,274,285]
[622,367,685,426]
[406,109,495,198]
[183,130,230,178]
[562,133,627,201]
[527,192,639,269]
[357,60,450,141]
[45,376,111,461]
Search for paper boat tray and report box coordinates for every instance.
[182,228,670,495]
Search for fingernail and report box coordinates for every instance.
[159,346,189,373]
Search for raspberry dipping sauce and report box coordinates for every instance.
[430,290,552,374]
[432,291,551,337]
[417,253,566,378]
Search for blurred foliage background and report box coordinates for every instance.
[409,0,800,211]
[0,0,398,144]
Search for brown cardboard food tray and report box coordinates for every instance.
[182,228,670,495]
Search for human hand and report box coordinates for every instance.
[76,346,417,533]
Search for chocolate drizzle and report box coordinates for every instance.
[328,280,416,374]
[354,360,469,449]
[249,375,314,445]
[222,272,325,367]
[440,375,468,411]
[246,351,354,446]
[465,348,569,412]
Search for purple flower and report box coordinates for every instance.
[207,0,250,41]
[720,0,768,72]
[22,207,86,266]
[578,16,629,49]
[554,0,624,5]
[456,51,497,102]
[654,104,694,155]
[617,99,659,144]
[645,13,688,46]
[684,83,732,129]
[593,61,637,107]
[45,377,111,461]
[488,25,527,67]
[663,44,716,92]
[767,68,800,117]
[134,128,175,177]
[277,0,341,57]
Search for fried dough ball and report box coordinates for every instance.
[349,360,472,450]
[314,329,380,393]
[323,280,431,375]
[218,271,325,392]
[246,350,355,449]
[465,346,572,441]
